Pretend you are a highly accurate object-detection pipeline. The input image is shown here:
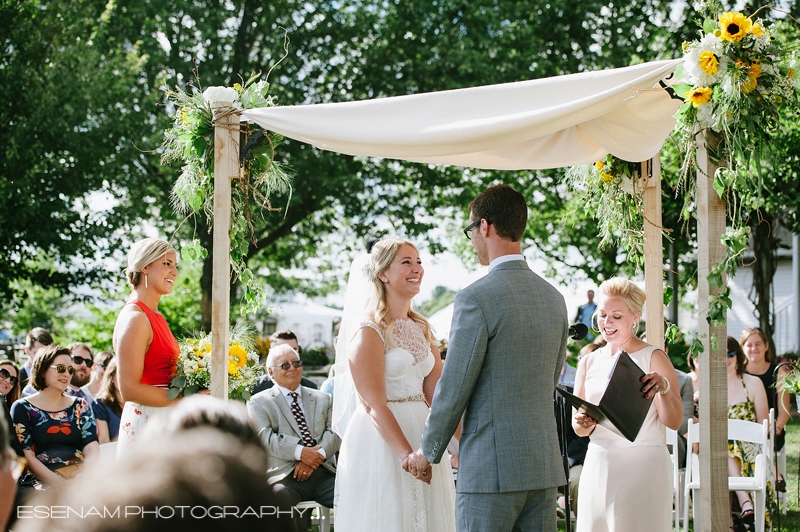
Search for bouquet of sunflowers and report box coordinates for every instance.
[674,0,799,194]
[168,324,266,402]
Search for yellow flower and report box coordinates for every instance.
[719,12,752,42]
[699,51,719,75]
[682,41,691,54]
[601,172,614,184]
[741,76,758,94]
[788,70,795,79]
[749,23,763,37]
[233,83,242,91]
[182,112,189,126]
[595,161,605,171]
[228,360,240,376]
[229,342,248,368]
[684,86,713,107]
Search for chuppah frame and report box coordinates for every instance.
[206,63,729,531]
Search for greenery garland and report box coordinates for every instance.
[160,65,291,315]
[673,0,800,356]
[565,155,649,270]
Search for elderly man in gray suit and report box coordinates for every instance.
[248,343,340,531]
[405,184,569,531]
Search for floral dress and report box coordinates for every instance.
[728,379,775,527]
[10,396,98,486]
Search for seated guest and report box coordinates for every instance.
[92,358,124,444]
[15,429,292,532]
[0,360,24,458]
[253,330,318,394]
[10,345,99,499]
[65,342,95,405]
[87,350,114,397]
[19,328,53,395]
[248,344,339,532]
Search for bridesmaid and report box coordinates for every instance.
[113,238,181,455]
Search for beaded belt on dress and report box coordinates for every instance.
[387,393,425,403]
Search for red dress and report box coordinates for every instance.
[117,300,180,455]
[129,300,179,386]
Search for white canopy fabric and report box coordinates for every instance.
[242,59,684,170]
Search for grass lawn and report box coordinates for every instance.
[558,416,800,531]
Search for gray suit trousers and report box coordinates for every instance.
[456,487,558,532]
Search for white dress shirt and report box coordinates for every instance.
[488,254,525,272]
[275,384,327,461]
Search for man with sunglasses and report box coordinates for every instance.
[252,330,318,395]
[65,342,96,406]
[248,343,339,532]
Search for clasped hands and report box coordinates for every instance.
[402,449,432,484]
[293,445,324,482]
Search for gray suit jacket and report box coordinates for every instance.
[248,385,340,484]
[420,260,569,493]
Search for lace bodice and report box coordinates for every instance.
[358,319,434,400]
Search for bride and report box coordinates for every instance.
[333,238,456,531]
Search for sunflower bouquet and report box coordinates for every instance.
[673,0,800,207]
[168,324,266,402]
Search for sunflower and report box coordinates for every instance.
[684,86,713,107]
[699,51,719,75]
[229,342,248,368]
[719,12,752,42]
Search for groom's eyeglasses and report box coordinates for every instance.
[463,219,481,239]
[272,360,303,371]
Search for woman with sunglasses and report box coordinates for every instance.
[0,360,20,412]
[725,336,773,530]
[9,345,99,498]
[113,238,182,455]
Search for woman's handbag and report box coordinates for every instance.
[54,463,84,480]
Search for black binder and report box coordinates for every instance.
[556,350,654,442]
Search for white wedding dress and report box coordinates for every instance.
[334,319,456,532]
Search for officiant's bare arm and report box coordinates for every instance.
[645,349,683,430]
[572,354,596,437]
[349,327,414,459]
[422,343,443,406]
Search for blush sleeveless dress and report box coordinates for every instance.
[116,300,179,456]
[576,345,672,532]
[334,319,456,532]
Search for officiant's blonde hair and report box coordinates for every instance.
[369,238,434,346]
[596,277,646,317]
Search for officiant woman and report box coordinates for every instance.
[571,277,682,532]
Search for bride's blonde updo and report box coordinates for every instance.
[368,238,434,346]
[125,238,179,288]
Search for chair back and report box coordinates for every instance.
[665,428,681,532]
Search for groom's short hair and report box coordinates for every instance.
[469,184,527,242]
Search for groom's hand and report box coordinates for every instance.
[405,449,432,484]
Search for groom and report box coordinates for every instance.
[405,184,569,531]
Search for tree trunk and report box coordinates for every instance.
[749,211,778,359]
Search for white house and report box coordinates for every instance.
[259,300,342,350]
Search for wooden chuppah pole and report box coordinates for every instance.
[695,131,728,532]
[210,102,237,400]
[642,157,664,350]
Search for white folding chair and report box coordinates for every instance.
[769,408,787,514]
[684,419,770,532]
[98,441,118,462]
[295,501,332,532]
[665,427,682,532]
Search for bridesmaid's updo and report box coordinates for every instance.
[125,238,178,288]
